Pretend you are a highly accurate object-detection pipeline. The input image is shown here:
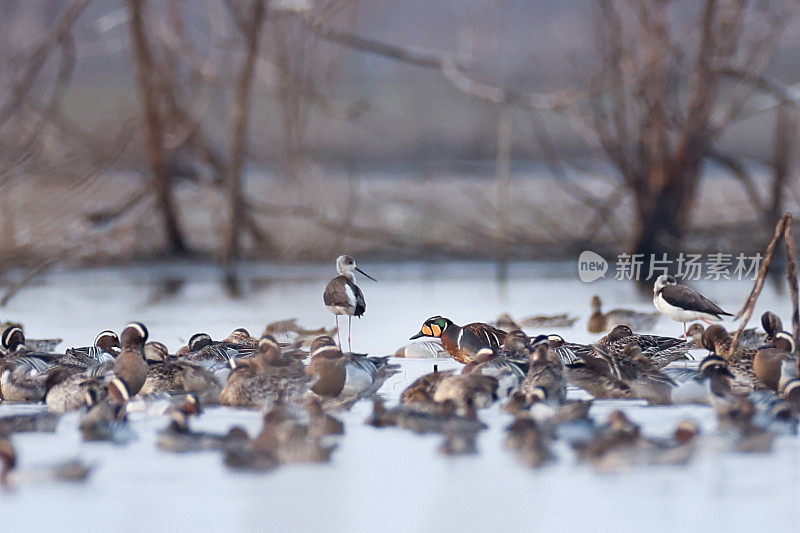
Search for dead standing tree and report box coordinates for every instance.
[127,0,187,255]
[298,1,798,276]
[222,0,266,294]
[122,1,355,278]
[584,0,799,279]
[114,0,278,282]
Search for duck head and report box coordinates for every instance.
[501,330,529,352]
[410,316,453,340]
[771,332,796,354]
[120,322,148,348]
[94,330,120,355]
[699,355,734,379]
[673,421,699,444]
[607,325,634,341]
[310,336,342,359]
[188,333,213,352]
[761,311,784,340]
[1,326,25,352]
[225,328,252,344]
[257,335,281,366]
[701,324,730,354]
[144,341,169,363]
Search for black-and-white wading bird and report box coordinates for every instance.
[653,275,732,337]
[323,255,376,351]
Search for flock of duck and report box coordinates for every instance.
[1,256,799,485]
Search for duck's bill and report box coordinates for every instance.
[356,267,377,282]
[409,332,426,340]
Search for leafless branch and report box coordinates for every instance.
[0,257,61,307]
[0,0,91,129]
[715,66,800,110]
[127,0,187,254]
[299,12,583,112]
[223,0,267,285]
[705,149,767,219]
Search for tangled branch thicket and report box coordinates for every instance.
[1,0,799,286]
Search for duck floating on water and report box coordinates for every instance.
[410,316,507,364]
[587,295,660,333]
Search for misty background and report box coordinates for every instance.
[2,0,800,293]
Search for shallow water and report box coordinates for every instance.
[1,262,799,532]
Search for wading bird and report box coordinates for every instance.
[323,255,376,351]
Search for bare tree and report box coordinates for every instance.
[2,0,799,283]
[222,0,266,294]
[126,0,187,255]
[582,0,798,278]
[771,102,798,224]
[294,1,799,277]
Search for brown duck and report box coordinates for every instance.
[702,324,760,392]
[113,322,150,396]
[520,343,566,404]
[587,295,659,334]
[305,336,397,398]
[219,335,309,408]
[753,332,795,391]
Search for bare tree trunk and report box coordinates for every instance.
[273,19,307,182]
[631,161,703,286]
[127,0,186,255]
[223,0,266,293]
[771,103,798,225]
[494,108,512,282]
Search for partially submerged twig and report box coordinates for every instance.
[728,213,794,358]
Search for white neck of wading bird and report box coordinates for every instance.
[653,274,676,294]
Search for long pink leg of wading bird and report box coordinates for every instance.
[348,316,353,353]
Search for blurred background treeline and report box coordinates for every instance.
[1,0,800,286]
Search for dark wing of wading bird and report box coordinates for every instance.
[653,275,732,336]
